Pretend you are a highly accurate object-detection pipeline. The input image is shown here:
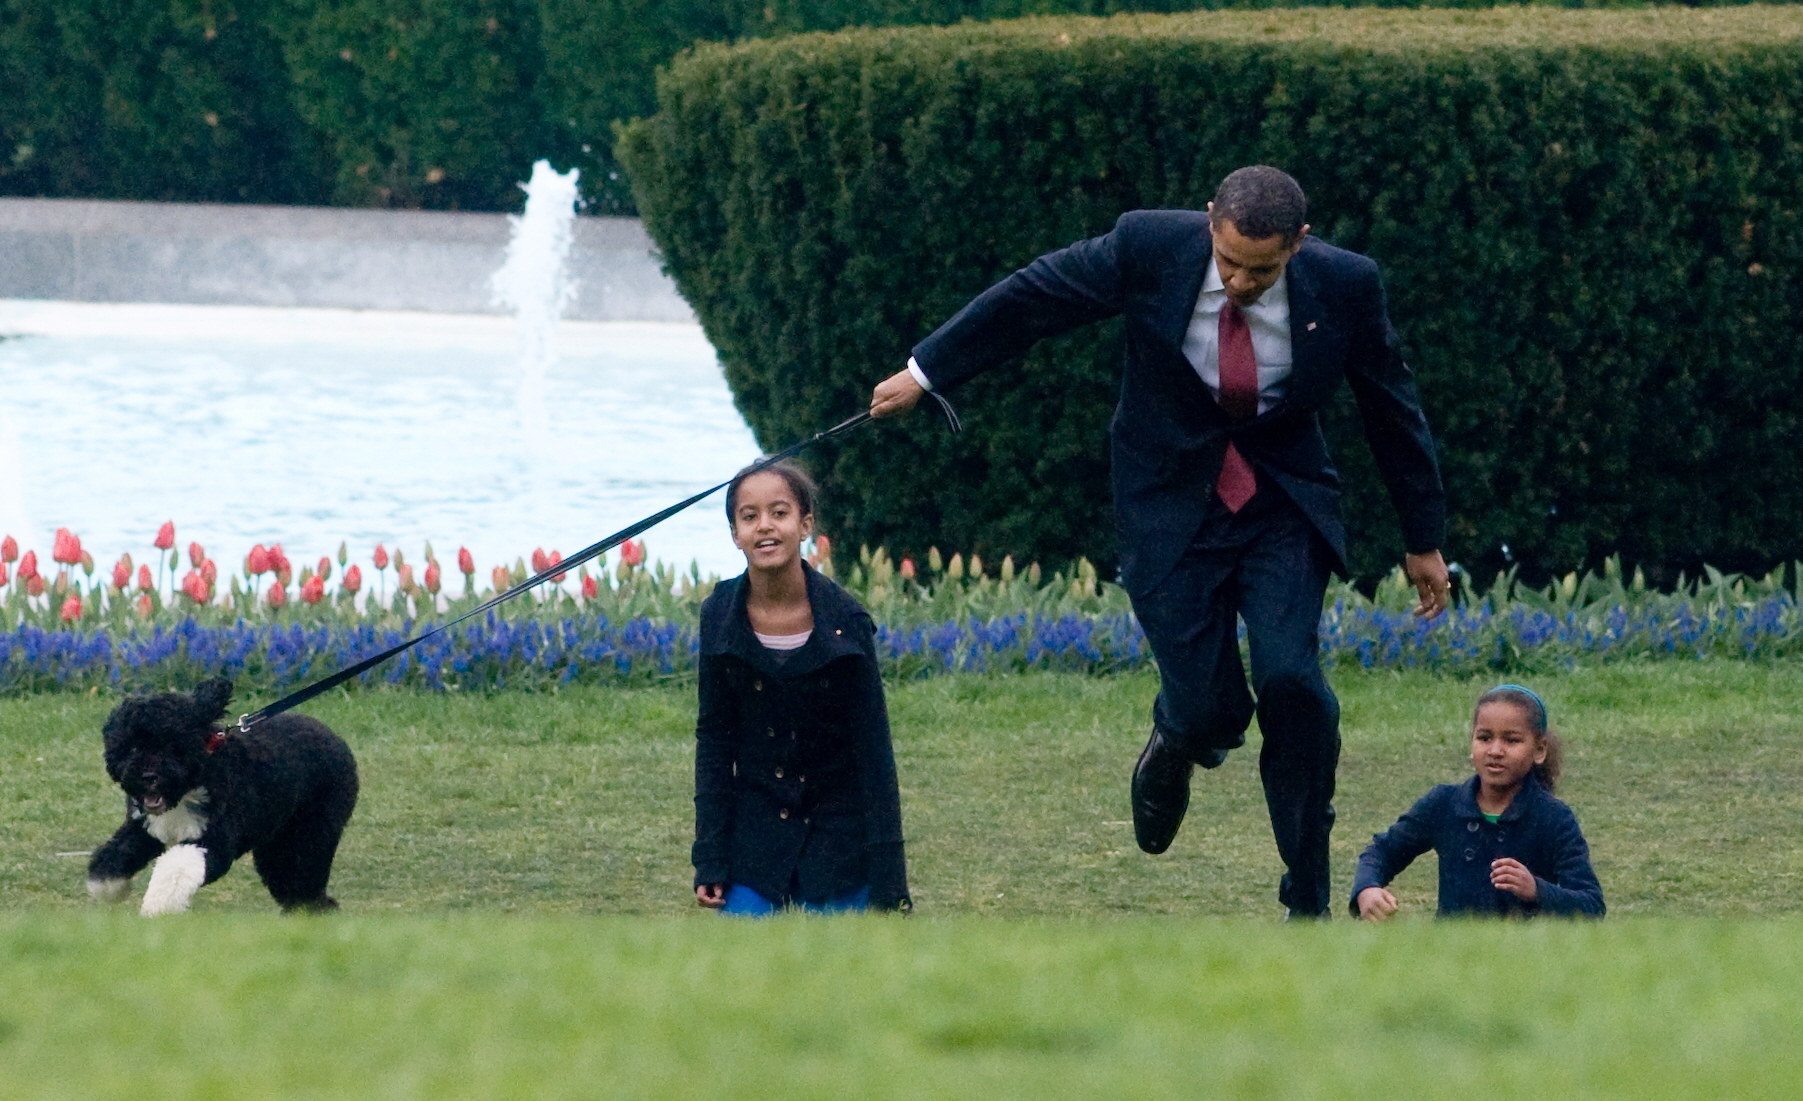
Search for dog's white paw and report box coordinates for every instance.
[87,877,132,903]
[140,845,207,916]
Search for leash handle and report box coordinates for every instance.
[233,397,953,730]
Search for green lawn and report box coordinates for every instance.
[3,663,1802,1097]
[3,913,1802,1099]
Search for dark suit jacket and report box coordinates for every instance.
[912,209,1446,595]
[692,563,909,909]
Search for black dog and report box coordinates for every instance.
[86,678,358,916]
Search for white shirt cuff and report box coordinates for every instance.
[906,357,934,392]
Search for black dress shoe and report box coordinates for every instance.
[1131,726,1194,854]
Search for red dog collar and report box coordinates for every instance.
[205,731,227,754]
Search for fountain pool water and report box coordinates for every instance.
[0,299,762,581]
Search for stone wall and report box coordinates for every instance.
[0,198,692,322]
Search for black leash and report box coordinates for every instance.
[234,393,959,732]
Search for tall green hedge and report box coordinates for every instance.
[8,0,1774,211]
[0,0,556,209]
[542,0,1224,212]
[619,8,1803,583]
[274,0,555,209]
[0,0,325,203]
[546,0,1776,213]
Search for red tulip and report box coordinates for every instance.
[60,594,82,621]
[137,564,154,592]
[265,580,286,609]
[25,573,45,597]
[247,544,271,575]
[268,543,291,575]
[397,563,416,593]
[813,535,832,560]
[80,550,95,575]
[372,543,389,569]
[316,557,333,583]
[620,539,644,568]
[458,546,475,575]
[0,562,8,587]
[900,557,917,580]
[342,564,363,594]
[52,527,81,565]
[0,534,16,563]
[424,562,442,595]
[181,570,207,603]
[18,550,38,580]
[581,574,599,599]
[154,521,175,550]
[301,575,325,604]
[188,541,204,568]
[201,559,218,586]
[135,593,154,617]
[112,557,131,590]
[492,565,511,592]
[531,547,550,573]
[548,550,565,583]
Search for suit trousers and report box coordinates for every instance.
[1129,487,1340,916]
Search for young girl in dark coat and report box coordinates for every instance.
[1351,684,1604,920]
[691,460,911,915]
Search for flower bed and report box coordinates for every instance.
[2,527,1799,695]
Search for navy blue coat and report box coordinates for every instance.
[912,209,1445,595]
[692,563,909,909]
[1350,774,1605,919]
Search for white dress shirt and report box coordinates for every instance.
[1181,262,1294,415]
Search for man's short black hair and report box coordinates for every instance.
[1210,166,1308,244]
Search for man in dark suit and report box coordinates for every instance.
[869,166,1450,917]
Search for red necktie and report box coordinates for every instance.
[1215,301,1258,512]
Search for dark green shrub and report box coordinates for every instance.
[270,0,556,209]
[542,2,1216,213]
[0,0,324,203]
[545,0,1771,213]
[620,8,1803,583]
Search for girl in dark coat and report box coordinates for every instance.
[691,460,910,915]
[1351,684,1603,920]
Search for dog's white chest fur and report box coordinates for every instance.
[144,788,209,846]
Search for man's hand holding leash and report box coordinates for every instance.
[870,369,926,418]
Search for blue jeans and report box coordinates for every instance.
[719,883,870,917]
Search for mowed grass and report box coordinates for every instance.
[4,913,1803,1099]
[3,663,1803,1097]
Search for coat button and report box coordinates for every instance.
[1464,848,1476,861]
[1467,821,1479,832]
[798,775,806,784]
[779,808,790,820]
[754,680,763,692]
[774,767,784,779]
[834,629,842,636]
[767,727,776,737]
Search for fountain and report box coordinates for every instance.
[490,160,581,443]
[0,172,758,580]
